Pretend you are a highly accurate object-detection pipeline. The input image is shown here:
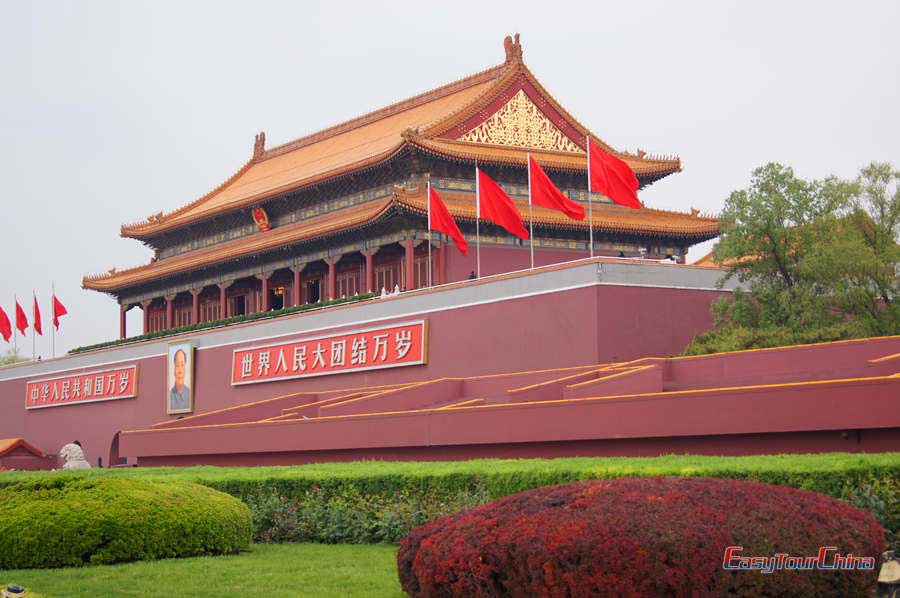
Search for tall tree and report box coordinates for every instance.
[808,162,900,335]
[686,162,899,355]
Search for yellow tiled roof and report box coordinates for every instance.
[86,199,395,291]
[120,38,681,240]
[396,187,717,237]
[0,438,45,457]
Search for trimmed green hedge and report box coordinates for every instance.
[0,478,252,568]
[1,453,897,547]
[69,293,378,354]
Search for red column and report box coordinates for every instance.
[218,282,229,319]
[404,238,415,290]
[365,249,374,293]
[259,274,270,312]
[165,295,175,329]
[435,240,444,285]
[191,289,201,324]
[326,257,336,301]
[141,300,151,334]
[119,305,128,340]
[443,238,449,283]
[292,265,302,307]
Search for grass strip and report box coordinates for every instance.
[0,543,402,598]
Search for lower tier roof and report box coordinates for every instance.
[84,187,718,294]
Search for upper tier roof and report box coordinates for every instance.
[120,35,682,240]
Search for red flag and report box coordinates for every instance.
[15,300,28,336]
[33,294,42,336]
[477,169,529,240]
[429,186,468,256]
[0,306,11,342]
[53,295,68,330]
[529,155,585,220]
[588,138,641,209]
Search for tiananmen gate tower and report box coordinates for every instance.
[83,35,717,338]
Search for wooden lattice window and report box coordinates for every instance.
[337,269,360,298]
[148,310,165,332]
[200,300,220,323]
[175,307,192,328]
[375,262,401,293]
[414,256,431,289]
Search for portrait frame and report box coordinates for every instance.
[166,340,195,415]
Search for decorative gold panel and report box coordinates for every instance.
[460,90,581,153]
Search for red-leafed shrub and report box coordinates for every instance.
[397,477,885,597]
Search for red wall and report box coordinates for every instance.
[445,245,590,282]
[124,369,900,464]
[0,282,727,466]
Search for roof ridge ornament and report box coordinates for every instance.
[504,33,522,64]
[253,131,266,160]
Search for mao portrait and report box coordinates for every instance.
[167,341,194,414]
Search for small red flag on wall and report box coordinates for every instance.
[15,300,28,336]
[33,294,43,336]
[0,306,11,342]
[53,295,68,330]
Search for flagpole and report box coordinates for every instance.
[31,290,35,361]
[586,135,594,258]
[427,179,433,288]
[475,161,481,279]
[13,293,17,357]
[51,283,55,359]
[527,153,534,269]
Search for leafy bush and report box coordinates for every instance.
[0,477,252,568]
[247,484,489,544]
[398,477,886,597]
[839,474,899,551]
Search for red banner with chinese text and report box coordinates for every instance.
[26,365,139,409]
[231,321,427,385]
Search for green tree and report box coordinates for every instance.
[685,162,899,355]
[808,162,900,335]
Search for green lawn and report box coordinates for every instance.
[0,544,403,598]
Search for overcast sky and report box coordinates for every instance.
[1,1,898,357]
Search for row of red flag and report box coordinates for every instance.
[428,137,641,256]
[0,294,67,343]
